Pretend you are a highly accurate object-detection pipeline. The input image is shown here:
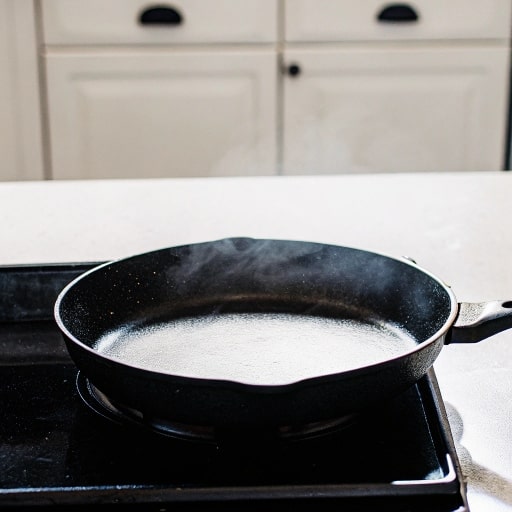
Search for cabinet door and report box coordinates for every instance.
[45,51,276,178]
[282,45,509,174]
[0,0,43,181]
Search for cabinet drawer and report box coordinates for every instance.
[285,0,512,42]
[42,0,277,45]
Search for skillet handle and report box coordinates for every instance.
[446,301,512,344]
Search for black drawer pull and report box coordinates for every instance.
[377,4,419,23]
[139,5,184,25]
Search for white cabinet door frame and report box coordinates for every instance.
[0,0,44,181]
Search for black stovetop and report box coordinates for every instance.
[0,264,468,511]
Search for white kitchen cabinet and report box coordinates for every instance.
[41,0,278,179]
[45,51,277,179]
[282,45,510,174]
[0,0,44,181]
[34,0,512,178]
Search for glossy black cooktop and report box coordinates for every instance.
[0,265,468,511]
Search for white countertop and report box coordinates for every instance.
[1,171,511,510]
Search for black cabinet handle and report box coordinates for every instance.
[139,5,184,25]
[377,4,419,23]
[287,64,301,77]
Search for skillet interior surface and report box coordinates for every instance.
[94,312,420,386]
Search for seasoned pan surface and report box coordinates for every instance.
[94,312,418,386]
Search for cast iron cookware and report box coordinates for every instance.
[55,238,512,430]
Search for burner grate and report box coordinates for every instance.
[77,372,361,442]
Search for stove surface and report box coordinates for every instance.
[0,265,468,511]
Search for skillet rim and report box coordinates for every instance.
[54,237,459,390]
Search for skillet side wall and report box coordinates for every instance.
[57,238,453,428]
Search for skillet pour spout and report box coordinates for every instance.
[447,300,512,344]
[54,238,512,430]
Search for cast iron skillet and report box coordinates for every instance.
[54,238,512,430]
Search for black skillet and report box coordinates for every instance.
[54,238,512,430]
